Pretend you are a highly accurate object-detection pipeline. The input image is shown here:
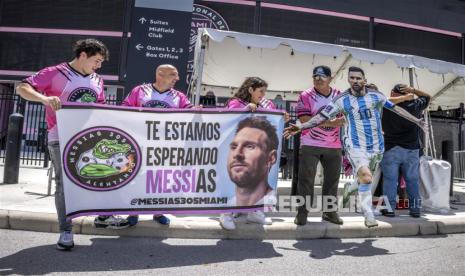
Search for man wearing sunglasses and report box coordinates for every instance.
[294,65,345,226]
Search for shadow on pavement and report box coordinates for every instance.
[290,239,391,259]
[0,237,282,275]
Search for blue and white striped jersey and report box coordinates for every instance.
[320,88,395,153]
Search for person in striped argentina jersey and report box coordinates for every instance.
[284,66,426,228]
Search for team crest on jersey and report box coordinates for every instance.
[323,105,334,114]
[68,87,98,103]
[143,100,171,108]
[63,127,141,191]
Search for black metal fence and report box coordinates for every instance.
[0,93,19,161]
[0,93,48,167]
[0,94,123,168]
[281,105,297,180]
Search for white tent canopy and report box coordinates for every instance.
[192,28,465,110]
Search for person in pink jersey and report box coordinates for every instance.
[122,65,192,109]
[294,65,345,226]
[16,39,123,250]
[226,87,276,111]
[109,64,193,227]
[220,76,282,230]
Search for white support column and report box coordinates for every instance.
[194,37,207,107]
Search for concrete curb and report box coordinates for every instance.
[436,218,465,234]
[1,209,465,239]
[0,209,9,229]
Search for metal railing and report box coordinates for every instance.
[453,150,465,181]
[0,94,50,167]
[0,94,123,168]
[0,93,19,159]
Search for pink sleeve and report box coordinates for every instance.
[97,76,105,104]
[226,98,246,109]
[122,86,140,107]
[23,66,58,95]
[179,93,193,108]
[296,92,312,117]
[269,101,276,110]
[261,98,276,110]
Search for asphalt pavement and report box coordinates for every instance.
[0,229,464,275]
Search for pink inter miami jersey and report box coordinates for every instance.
[24,62,105,142]
[296,87,342,149]
[259,98,277,110]
[226,97,276,110]
[122,83,192,108]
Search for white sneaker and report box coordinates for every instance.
[364,215,378,228]
[246,211,272,225]
[220,213,235,230]
[56,231,74,251]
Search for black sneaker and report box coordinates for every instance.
[409,212,421,218]
[94,215,130,229]
[294,212,307,226]
[380,209,396,217]
[322,212,343,225]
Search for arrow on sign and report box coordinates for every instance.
[136,44,144,50]
[139,17,147,24]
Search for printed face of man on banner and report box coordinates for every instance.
[227,116,278,206]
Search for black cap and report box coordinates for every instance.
[313,66,331,77]
[392,84,404,94]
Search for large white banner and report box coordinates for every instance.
[57,104,284,218]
